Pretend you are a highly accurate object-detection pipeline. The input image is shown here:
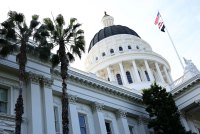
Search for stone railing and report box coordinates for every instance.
[169,71,200,91]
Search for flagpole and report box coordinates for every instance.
[159,12,184,70]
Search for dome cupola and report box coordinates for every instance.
[102,12,114,27]
[85,13,172,91]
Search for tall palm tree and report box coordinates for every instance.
[0,11,51,134]
[36,14,85,134]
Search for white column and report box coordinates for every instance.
[92,102,107,134]
[187,118,198,133]
[119,62,128,85]
[144,60,154,81]
[69,95,81,134]
[117,109,130,134]
[132,60,141,82]
[43,79,56,134]
[107,66,115,81]
[180,113,190,131]
[168,71,174,82]
[27,74,44,134]
[155,62,165,83]
[138,116,146,134]
[163,66,172,84]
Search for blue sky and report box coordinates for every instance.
[0,0,200,80]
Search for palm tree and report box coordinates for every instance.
[0,11,51,134]
[36,14,85,134]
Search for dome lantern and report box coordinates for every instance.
[102,12,114,27]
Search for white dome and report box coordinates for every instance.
[85,14,172,91]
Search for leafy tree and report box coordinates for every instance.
[0,11,51,134]
[34,14,85,134]
[142,82,188,134]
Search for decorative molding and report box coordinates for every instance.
[43,77,53,87]
[68,94,77,104]
[0,77,19,89]
[92,102,104,112]
[68,68,143,104]
[28,72,53,87]
[76,105,90,113]
[117,109,127,119]
[28,72,43,83]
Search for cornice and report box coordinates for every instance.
[66,68,143,104]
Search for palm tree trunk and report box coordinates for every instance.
[15,41,26,134]
[59,42,69,134]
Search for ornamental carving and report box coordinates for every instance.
[92,102,104,112]
[117,109,127,119]
[28,72,53,87]
[68,95,77,104]
[43,77,53,87]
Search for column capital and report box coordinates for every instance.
[92,102,104,112]
[43,77,53,87]
[69,94,77,104]
[117,109,127,119]
[28,71,42,83]
[28,71,53,86]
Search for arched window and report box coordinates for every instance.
[96,57,98,61]
[145,71,150,81]
[119,46,123,51]
[136,45,139,49]
[102,52,106,57]
[110,49,114,54]
[116,74,123,85]
[128,45,132,49]
[126,71,133,84]
[108,77,110,81]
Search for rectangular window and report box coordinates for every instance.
[0,88,8,114]
[78,113,87,134]
[129,125,134,134]
[105,121,112,134]
[54,106,60,134]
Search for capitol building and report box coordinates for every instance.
[0,13,199,134]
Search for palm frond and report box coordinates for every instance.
[6,29,17,40]
[32,15,39,21]
[38,46,51,61]
[76,29,84,35]
[56,14,65,27]
[0,39,16,57]
[8,11,17,20]
[50,54,60,68]
[1,20,15,29]
[70,18,77,25]
[30,20,39,29]
[70,45,81,59]
[43,18,55,31]
[72,23,81,31]
[66,52,75,63]
[75,39,85,53]
[14,13,24,23]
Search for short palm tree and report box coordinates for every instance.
[36,14,85,134]
[0,11,51,134]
